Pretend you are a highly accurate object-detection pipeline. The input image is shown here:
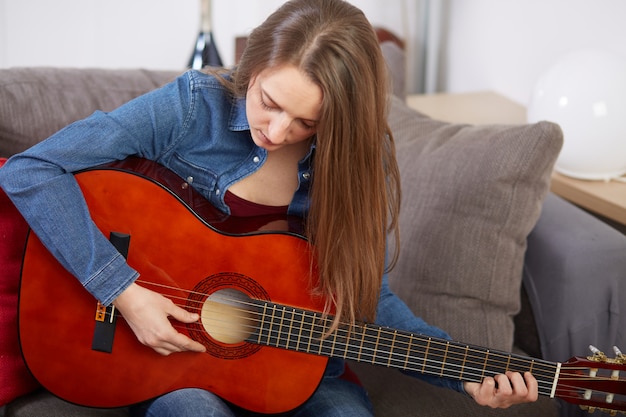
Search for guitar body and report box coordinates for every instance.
[19,158,328,413]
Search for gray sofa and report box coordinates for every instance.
[1,67,625,417]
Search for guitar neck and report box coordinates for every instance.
[247,299,560,398]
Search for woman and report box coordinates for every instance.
[0,0,537,416]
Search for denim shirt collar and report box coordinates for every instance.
[228,96,250,132]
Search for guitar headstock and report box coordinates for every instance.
[557,346,626,415]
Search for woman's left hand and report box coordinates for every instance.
[464,372,538,408]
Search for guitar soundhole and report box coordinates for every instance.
[186,272,270,359]
[201,289,253,344]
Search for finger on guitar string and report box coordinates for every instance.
[113,282,207,355]
[520,372,539,402]
[465,371,538,409]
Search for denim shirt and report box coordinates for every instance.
[0,70,463,393]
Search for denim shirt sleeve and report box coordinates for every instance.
[0,72,199,305]
[375,273,466,394]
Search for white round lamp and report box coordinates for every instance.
[527,49,626,181]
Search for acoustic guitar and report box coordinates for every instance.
[18,157,626,415]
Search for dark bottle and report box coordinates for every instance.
[188,0,223,69]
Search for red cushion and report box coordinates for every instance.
[0,158,40,405]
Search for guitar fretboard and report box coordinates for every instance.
[246,300,560,398]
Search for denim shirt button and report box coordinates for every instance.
[253,156,260,163]
[216,189,220,195]
[302,172,311,180]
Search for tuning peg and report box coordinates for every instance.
[580,405,620,416]
[613,346,626,364]
[589,345,608,362]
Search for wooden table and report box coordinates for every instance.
[406,92,626,228]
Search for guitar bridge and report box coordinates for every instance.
[92,302,118,353]
[95,302,107,322]
[91,232,130,353]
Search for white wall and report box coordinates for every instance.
[445,0,626,105]
[2,0,625,107]
[0,0,417,70]
[0,0,198,69]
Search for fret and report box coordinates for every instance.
[255,302,269,345]
[267,304,278,346]
[283,308,294,350]
[317,319,344,358]
[306,312,316,353]
[286,308,300,351]
[340,325,353,359]
[508,354,524,374]
[459,345,469,380]
[387,332,412,369]
[287,309,294,348]
[477,351,541,382]
[446,343,474,380]
[304,310,319,353]
[356,325,367,361]
[422,338,431,374]
[329,327,338,357]
[351,324,378,363]
[482,350,490,379]
[275,306,286,348]
[440,342,450,377]
[295,309,305,352]
[387,331,398,367]
[317,316,329,356]
[372,327,382,364]
[285,308,303,352]
[508,354,521,373]
[402,335,413,370]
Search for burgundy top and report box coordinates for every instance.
[224,190,289,217]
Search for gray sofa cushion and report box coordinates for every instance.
[525,193,626,362]
[387,96,563,352]
[0,68,179,157]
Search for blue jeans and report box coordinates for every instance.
[131,376,373,417]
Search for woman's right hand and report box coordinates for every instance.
[112,283,207,356]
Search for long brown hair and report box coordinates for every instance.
[220,0,401,330]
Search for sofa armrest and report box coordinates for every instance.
[522,192,626,364]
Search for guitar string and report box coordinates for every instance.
[159,314,626,404]
[192,313,626,404]
[131,281,621,385]
[191,313,626,397]
[98,300,624,402]
[110,282,623,392]
[178,313,611,389]
[98,301,626,408]
[187,295,562,379]
[138,280,624,376]
[161,288,558,373]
